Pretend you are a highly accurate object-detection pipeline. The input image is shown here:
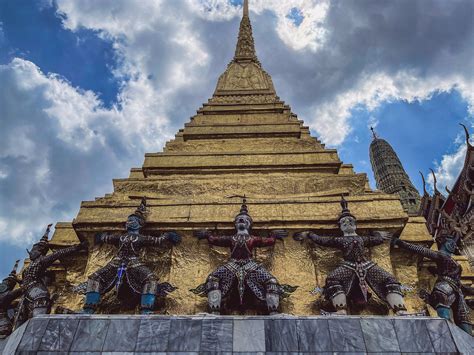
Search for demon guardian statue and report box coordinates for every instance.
[191,199,296,315]
[295,196,406,315]
[0,261,22,339]
[83,197,181,314]
[392,234,473,334]
[20,225,85,320]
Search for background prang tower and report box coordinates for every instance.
[369,128,421,216]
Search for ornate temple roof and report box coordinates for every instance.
[421,125,474,264]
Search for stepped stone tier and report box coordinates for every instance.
[3,314,474,354]
[43,0,472,318]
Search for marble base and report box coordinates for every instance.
[2,314,473,354]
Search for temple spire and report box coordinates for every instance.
[234,0,257,61]
[369,130,421,215]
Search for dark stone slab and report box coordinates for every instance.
[233,319,265,352]
[2,320,28,354]
[18,317,50,351]
[297,319,332,352]
[167,318,202,352]
[0,338,6,352]
[102,318,140,352]
[265,319,298,352]
[69,318,110,352]
[425,319,457,353]
[328,318,366,353]
[200,318,233,352]
[38,318,79,352]
[360,318,400,353]
[447,321,474,354]
[393,319,434,353]
[136,318,171,352]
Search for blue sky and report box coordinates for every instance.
[0,0,473,278]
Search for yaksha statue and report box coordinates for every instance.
[392,234,472,335]
[295,196,406,315]
[21,224,85,317]
[191,199,296,315]
[0,261,22,339]
[83,197,181,314]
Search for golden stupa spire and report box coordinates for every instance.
[234,0,257,61]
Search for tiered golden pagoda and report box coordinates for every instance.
[49,0,439,315]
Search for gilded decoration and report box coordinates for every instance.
[216,62,271,91]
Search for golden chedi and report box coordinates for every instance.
[45,0,466,318]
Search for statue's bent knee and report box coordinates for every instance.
[386,283,406,313]
[141,280,158,314]
[206,275,220,291]
[83,279,101,314]
[265,278,280,315]
[206,276,221,314]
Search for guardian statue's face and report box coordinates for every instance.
[339,216,357,235]
[28,245,46,260]
[126,215,142,233]
[234,215,252,232]
[440,238,457,255]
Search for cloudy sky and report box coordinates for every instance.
[0,0,473,277]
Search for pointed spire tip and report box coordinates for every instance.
[243,0,249,17]
[370,126,377,140]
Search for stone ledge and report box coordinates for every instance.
[2,314,473,354]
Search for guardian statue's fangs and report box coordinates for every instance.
[20,224,85,320]
[83,197,181,314]
[295,195,406,315]
[0,261,22,339]
[392,234,473,335]
[191,198,296,315]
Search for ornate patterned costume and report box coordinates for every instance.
[297,196,405,314]
[89,233,171,296]
[0,261,22,339]
[21,225,84,318]
[311,233,403,306]
[192,199,295,314]
[393,235,472,334]
[205,234,281,303]
[84,198,181,314]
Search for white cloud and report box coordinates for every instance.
[0,57,177,244]
[428,130,473,191]
[310,71,474,146]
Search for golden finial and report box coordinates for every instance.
[243,0,249,17]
